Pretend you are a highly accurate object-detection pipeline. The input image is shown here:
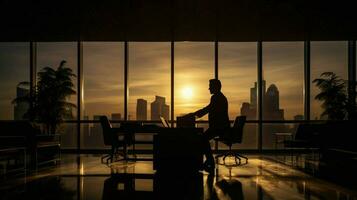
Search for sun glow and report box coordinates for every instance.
[182,86,194,99]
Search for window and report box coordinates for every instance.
[311,41,348,120]
[219,42,258,148]
[263,42,304,120]
[82,42,124,149]
[37,42,77,148]
[174,42,214,121]
[0,42,29,120]
[128,42,170,121]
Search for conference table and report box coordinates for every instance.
[118,123,204,171]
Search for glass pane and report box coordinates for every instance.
[263,42,304,120]
[82,42,124,121]
[82,122,105,149]
[60,123,77,149]
[37,42,78,117]
[174,42,214,122]
[0,42,29,120]
[128,42,170,121]
[311,41,348,120]
[263,123,296,149]
[219,42,257,120]
[232,123,257,149]
[37,42,77,148]
[82,42,124,149]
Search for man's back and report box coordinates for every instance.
[208,92,230,129]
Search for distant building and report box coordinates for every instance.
[294,115,304,120]
[241,81,287,149]
[111,113,122,121]
[14,86,29,120]
[250,80,266,110]
[240,102,256,119]
[111,113,121,127]
[241,81,284,120]
[151,96,169,120]
[136,99,147,120]
[264,84,284,120]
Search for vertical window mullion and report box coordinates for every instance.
[124,41,128,121]
[304,40,311,121]
[257,41,263,151]
[77,41,83,152]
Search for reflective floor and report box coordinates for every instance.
[1,154,357,200]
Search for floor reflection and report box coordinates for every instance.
[1,155,357,200]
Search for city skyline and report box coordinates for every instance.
[1,42,350,120]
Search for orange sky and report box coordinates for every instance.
[0,42,349,120]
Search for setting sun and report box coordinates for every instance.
[182,86,194,99]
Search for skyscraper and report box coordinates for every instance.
[241,81,284,120]
[14,86,29,120]
[250,80,266,110]
[136,99,147,120]
[264,84,284,120]
[111,113,122,120]
[151,96,169,120]
[241,81,287,148]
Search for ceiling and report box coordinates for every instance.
[1,0,356,41]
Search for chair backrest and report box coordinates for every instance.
[294,123,321,141]
[230,116,246,143]
[100,116,114,146]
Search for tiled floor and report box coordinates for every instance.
[1,154,357,200]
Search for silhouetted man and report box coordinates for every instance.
[189,79,230,173]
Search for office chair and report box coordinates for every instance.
[215,116,248,165]
[100,116,132,164]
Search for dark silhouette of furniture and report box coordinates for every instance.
[283,123,324,162]
[0,136,26,177]
[214,116,248,165]
[317,120,357,185]
[153,128,204,172]
[215,179,244,200]
[102,173,154,200]
[33,134,61,169]
[284,123,323,150]
[0,121,60,173]
[154,171,203,200]
[117,122,160,161]
[100,116,133,163]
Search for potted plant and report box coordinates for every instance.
[313,72,347,120]
[13,60,76,134]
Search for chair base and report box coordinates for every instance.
[101,148,138,164]
[101,150,128,164]
[215,152,248,166]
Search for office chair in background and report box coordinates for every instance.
[215,116,248,165]
[100,116,133,164]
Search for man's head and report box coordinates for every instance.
[209,79,222,94]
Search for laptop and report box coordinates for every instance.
[160,116,170,128]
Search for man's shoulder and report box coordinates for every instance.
[212,92,227,101]
[216,92,227,98]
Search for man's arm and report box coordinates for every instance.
[194,104,210,118]
[193,95,216,118]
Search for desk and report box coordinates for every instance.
[119,125,204,171]
[153,128,204,172]
[118,124,161,161]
